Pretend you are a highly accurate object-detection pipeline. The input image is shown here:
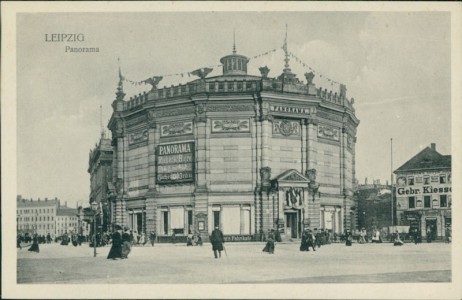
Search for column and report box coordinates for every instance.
[306,118,318,171]
[255,114,262,236]
[145,118,158,234]
[301,119,307,174]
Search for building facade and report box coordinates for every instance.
[104,40,359,241]
[56,208,79,236]
[394,143,451,239]
[88,134,114,233]
[17,196,59,236]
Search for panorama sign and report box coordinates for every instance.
[156,142,195,184]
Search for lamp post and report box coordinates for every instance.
[91,201,98,257]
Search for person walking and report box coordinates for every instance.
[28,234,40,253]
[393,230,404,246]
[121,227,132,259]
[300,230,309,251]
[139,232,146,246]
[149,231,157,247]
[262,229,275,254]
[107,225,123,260]
[307,230,316,251]
[210,225,225,259]
[345,229,353,246]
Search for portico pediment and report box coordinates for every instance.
[273,169,310,187]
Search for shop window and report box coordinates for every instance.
[440,195,447,207]
[424,196,431,208]
[408,197,415,209]
[440,174,447,184]
[222,206,241,234]
[423,175,430,185]
[408,176,415,186]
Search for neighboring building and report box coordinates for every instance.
[17,195,59,236]
[102,33,359,241]
[394,143,451,239]
[56,207,79,236]
[88,134,114,233]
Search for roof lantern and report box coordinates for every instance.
[220,30,249,76]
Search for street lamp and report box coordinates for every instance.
[91,201,98,257]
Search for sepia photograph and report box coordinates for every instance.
[2,1,461,299]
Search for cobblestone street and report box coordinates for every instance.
[17,241,451,284]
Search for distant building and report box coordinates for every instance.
[17,195,80,237]
[17,196,59,236]
[56,207,79,236]
[394,143,451,239]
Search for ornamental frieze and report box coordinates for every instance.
[212,119,250,133]
[272,119,300,137]
[207,104,254,112]
[161,121,193,137]
[126,115,147,127]
[157,107,195,118]
[316,110,343,122]
[129,129,148,145]
[317,124,340,141]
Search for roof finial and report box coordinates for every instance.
[100,104,105,138]
[283,23,291,73]
[233,29,236,54]
[116,57,125,101]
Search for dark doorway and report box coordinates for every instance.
[285,212,299,238]
[425,219,437,240]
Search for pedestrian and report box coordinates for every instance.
[140,232,146,246]
[345,229,353,246]
[210,225,224,259]
[445,226,451,243]
[121,227,132,259]
[107,225,123,260]
[28,234,40,253]
[307,230,316,251]
[426,226,432,243]
[61,232,69,246]
[315,229,323,248]
[393,230,404,246]
[150,231,156,247]
[300,230,309,251]
[17,234,22,250]
[262,229,275,254]
[359,228,366,244]
[71,232,79,247]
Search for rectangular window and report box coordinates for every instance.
[162,210,169,235]
[424,196,431,208]
[431,176,439,183]
[213,211,220,229]
[408,176,415,186]
[222,206,240,234]
[170,207,184,231]
[408,196,416,209]
[440,195,447,207]
[416,197,422,208]
[415,176,423,184]
[440,174,447,184]
[423,176,430,185]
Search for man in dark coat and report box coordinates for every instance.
[210,226,224,259]
[28,234,40,253]
[107,225,123,260]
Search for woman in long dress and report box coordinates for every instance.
[262,229,275,254]
[107,225,123,259]
[121,227,132,259]
[28,234,40,253]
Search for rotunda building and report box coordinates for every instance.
[106,42,359,242]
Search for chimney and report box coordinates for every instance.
[430,143,436,151]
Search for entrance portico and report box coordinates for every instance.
[271,169,320,240]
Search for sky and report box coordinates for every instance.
[16,11,452,209]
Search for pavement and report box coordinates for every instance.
[17,241,451,284]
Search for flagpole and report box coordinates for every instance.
[391,138,394,227]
